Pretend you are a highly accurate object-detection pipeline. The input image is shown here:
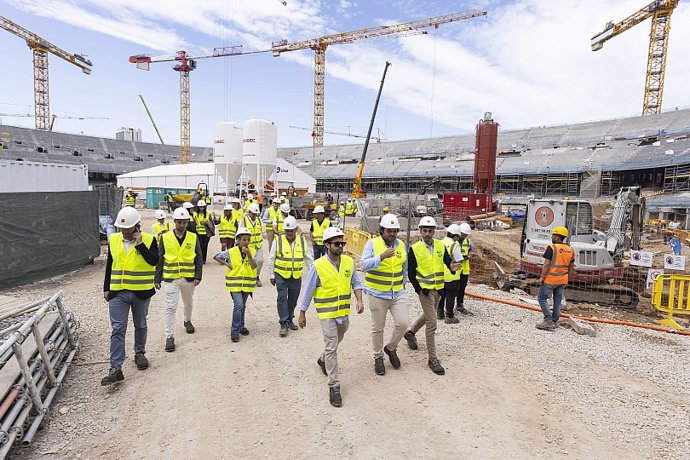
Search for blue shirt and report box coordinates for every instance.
[360,238,407,300]
[298,254,363,324]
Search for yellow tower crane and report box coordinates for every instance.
[591,0,679,115]
[0,15,92,130]
[271,9,487,148]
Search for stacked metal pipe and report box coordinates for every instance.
[0,291,79,458]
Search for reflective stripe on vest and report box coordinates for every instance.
[364,236,406,292]
[109,232,155,291]
[544,243,574,285]
[411,239,445,290]
[312,218,330,246]
[193,211,210,236]
[274,235,306,279]
[313,255,354,319]
[225,246,257,293]
[442,237,461,282]
[459,237,471,275]
[275,212,286,233]
[219,215,234,238]
[266,207,278,231]
[153,221,171,239]
[125,195,135,206]
[162,231,197,280]
[242,215,263,250]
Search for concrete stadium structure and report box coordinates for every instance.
[2,107,690,197]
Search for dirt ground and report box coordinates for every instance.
[5,210,689,458]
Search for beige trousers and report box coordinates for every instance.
[410,290,440,360]
[265,230,275,253]
[164,278,195,338]
[320,317,350,388]
[368,295,409,358]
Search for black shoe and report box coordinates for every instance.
[100,368,124,386]
[374,356,386,376]
[231,334,240,342]
[165,337,175,352]
[329,387,342,408]
[457,306,474,316]
[403,331,418,350]
[437,311,445,320]
[288,322,299,331]
[383,345,401,369]
[256,278,262,287]
[444,316,460,324]
[317,357,327,376]
[279,325,288,337]
[134,353,149,370]
[184,320,195,334]
[428,359,445,375]
[239,327,250,336]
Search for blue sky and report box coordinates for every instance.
[1,0,689,148]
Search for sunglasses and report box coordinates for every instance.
[329,241,346,247]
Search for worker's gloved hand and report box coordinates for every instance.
[421,289,430,297]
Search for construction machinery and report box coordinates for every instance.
[591,0,679,115]
[271,9,486,147]
[138,95,165,144]
[289,125,385,143]
[0,15,92,130]
[494,187,645,308]
[129,47,267,164]
[351,61,391,198]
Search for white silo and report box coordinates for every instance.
[213,122,243,197]
[242,119,277,193]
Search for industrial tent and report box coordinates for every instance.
[116,159,316,193]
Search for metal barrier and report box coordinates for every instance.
[344,227,372,259]
[652,274,690,330]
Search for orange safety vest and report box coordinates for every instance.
[543,243,574,285]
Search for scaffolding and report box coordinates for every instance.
[663,164,690,192]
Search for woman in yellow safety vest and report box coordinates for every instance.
[193,200,212,263]
[218,205,235,250]
[152,209,171,240]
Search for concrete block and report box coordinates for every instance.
[566,317,597,337]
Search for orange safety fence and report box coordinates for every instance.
[652,274,690,330]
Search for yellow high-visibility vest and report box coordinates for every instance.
[153,221,171,239]
[108,232,155,291]
[411,239,445,291]
[242,215,263,250]
[162,231,197,280]
[125,194,135,206]
[311,218,330,246]
[364,236,405,292]
[313,255,354,319]
[225,246,257,293]
[218,214,234,238]
[193,211,210,236]
[442,236,461,282]
[460,237,472,275]
[274,235,306,279]
[266,206,278,231]
[229,208,243,239]
[274,212,286,234]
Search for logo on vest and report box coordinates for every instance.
[344,268,352,278]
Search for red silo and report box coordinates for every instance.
[473,112,499,194]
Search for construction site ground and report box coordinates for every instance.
[4,209,689,459]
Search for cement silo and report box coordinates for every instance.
[242,119,277,193]
[213,122,243,196]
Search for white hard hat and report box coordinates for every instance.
[459,223,472,235]
[247,193,254,199]
[447,223,462,235]
[248,203,260,214]
[380,213,400,230]
[235,227,251,237]
[232,198,241,204]
[340,201,345,205]
[115,206,141,228]
[172,207,190,220]
[323,227,344,243]
[223,204,233,211]
[418,216,437,228]
[313,205,325,214]
[283,216,298,230]
[281,192,287,196]
[270,192,277,197]
[182,202,194,209]
[154,210,166,219]
[280,203,290,213]
[272,198,281,204]
[197,200,207,207]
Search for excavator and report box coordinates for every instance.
[494,186,645,308]
[351,61,391,199]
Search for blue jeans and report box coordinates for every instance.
[231,292,250,335]
[538,283,565,322]
[313,244,327,259]
[108,291,150,369]
[275,274,302,326]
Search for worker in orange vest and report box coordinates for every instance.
[536,226,575,331]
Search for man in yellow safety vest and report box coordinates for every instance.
[273,203,290,238]
[242,203,264,287]
[262,198,282,251]
[310,205,331,259]
[537,226,575,331]
[437,224,464,323]
[218,204,235,251]
[298,227,364,407]
[101,206,159,385]
[455,222,475,316]
[403,216,461,376]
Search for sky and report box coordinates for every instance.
[1,0,689,148]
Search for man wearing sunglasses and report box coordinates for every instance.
[298,227,364,408]
[404,216,462,375]
[361,213,408,376]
